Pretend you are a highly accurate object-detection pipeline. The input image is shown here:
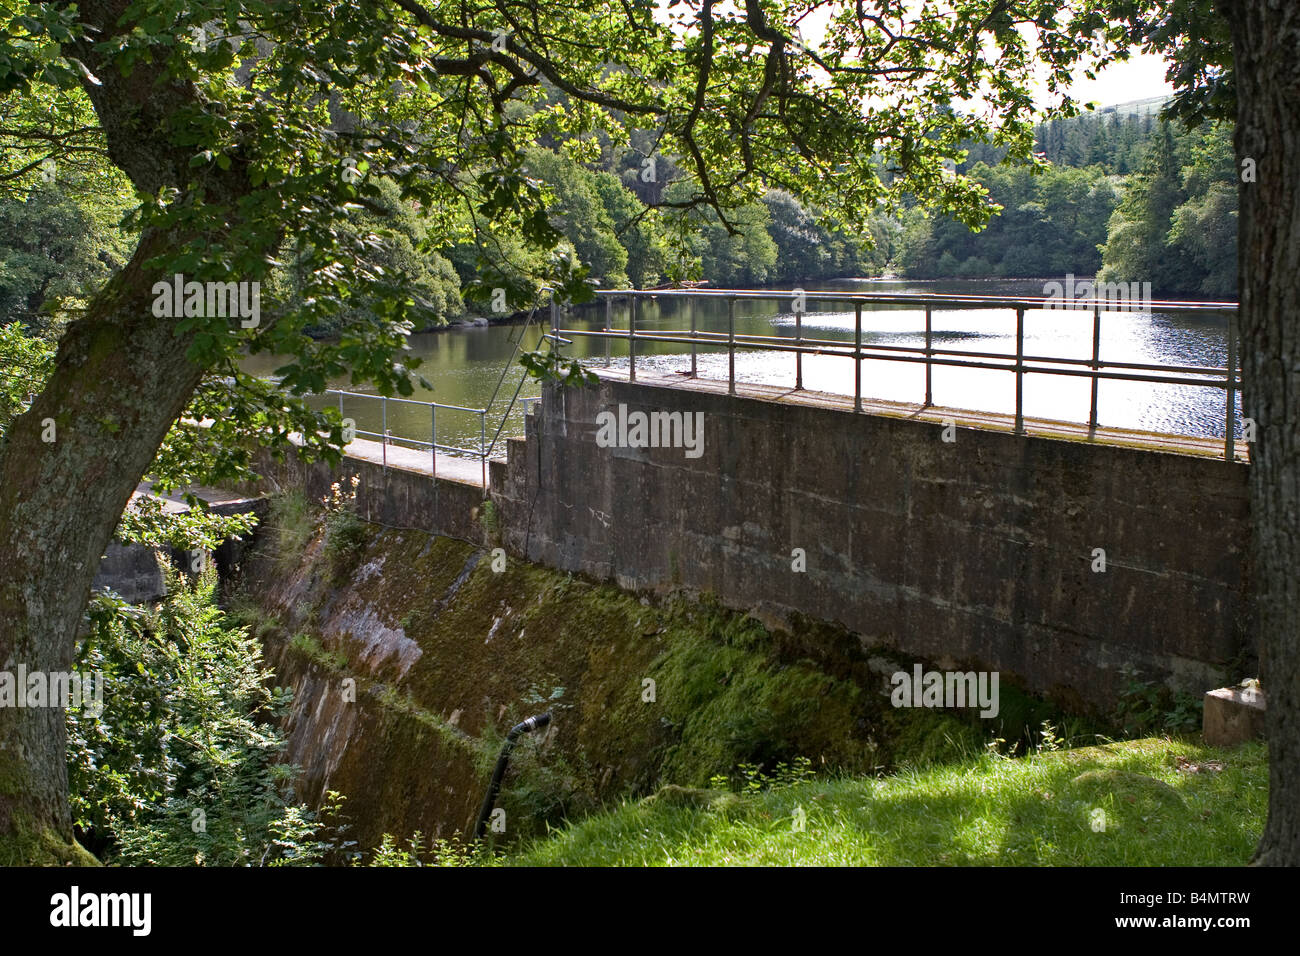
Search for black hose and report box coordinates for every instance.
[474,712,552,841]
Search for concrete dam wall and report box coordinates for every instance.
[267,372,1254,711]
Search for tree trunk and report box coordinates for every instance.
[0,0,250,863]
[1230,0,1300,867]
[0,228,206,863]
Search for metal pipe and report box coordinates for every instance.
[1014,308,1025,435]
[604,296,612,367]
[689,298,697,378]
[554,327,1227,377]
[1090,305,1102,432]
[924,305,932,407]
[431,403,436,479]
[586,287,1236,314]
[795,307,803,390]
[1226,314,1237,461]
[854,303,862,413]
[728,296,736,395]
[480,412,487,490]
[628,294,637,382]
[382,396,387,469]
[552,327,1232,387]
[474,713,552,842]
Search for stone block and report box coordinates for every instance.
[1203,685,1266,747]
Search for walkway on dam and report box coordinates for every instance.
[331,367,1248,489]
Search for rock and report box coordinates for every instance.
[92,541,167,604]
[641,785,740,811]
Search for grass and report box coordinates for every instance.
[508,738,1266,866]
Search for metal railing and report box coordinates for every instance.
[552,288,1244,461]
[316,297,554,490]
[326,389,489,488]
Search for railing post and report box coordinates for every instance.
[728,296,736,395]
[795,307,803,390]
[382,395,388,469]
[924,304,933,407]
[689,298,697,378]
[854,302,862,413]
[550,297,559,359]
[481,411,487,491]
[604,296,611,367]
[431,403,437,479]
[1226,312,1237,461]
[1014,307,1025,435]
[629,294,637,382]
[1089,304,1101,432]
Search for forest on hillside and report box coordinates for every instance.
[1,98,1236,350]
[900,105,1238,297]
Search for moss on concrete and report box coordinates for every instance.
[238,498,1090,850]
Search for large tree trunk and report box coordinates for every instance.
[0,1,250,863]
[0,230,205,863]
[1231,0,1300,867]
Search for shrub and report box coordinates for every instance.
[68,565,347,865]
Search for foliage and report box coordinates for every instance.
[68,566,324,865]
[710,757,817,795]
[268,177,465,335]
[898,161,1119,279]
[321,475,368,584]
[1113,666,1204,736]
[116,492,259,553]
[762,189,890,283]
[0,180,134,330]
[1098,118,1236,297]
[522,147,629,290]
[0,318,53,430]
[365,831,485,867]
[1033,102,1165,174]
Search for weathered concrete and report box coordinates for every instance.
[91,541,167,603]
[1204,685,1266,746]
[255,441,489,545]
[489,373,1253,711]
[258,372,1253,712]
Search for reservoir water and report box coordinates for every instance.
[240,278,1240,459]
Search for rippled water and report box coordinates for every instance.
[241,278,1240,456]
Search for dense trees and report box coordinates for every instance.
[899,162,1120,279]
[1098,119,1237,296]
[900,108,1238,297]
[1034,102,1162,173]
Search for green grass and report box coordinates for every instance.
[508,738,1266,866]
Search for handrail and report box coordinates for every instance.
[326,388,489,489]
[551,288,1245,461]
[592,287,1237,313]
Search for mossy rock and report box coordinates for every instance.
[640,785,741,812]
[1066,768,1188,828]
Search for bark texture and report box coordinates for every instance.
[0,0,249,863]
[1230,0,1300,867]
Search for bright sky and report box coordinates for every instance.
[652,2,1177,115]
[784,2,1178,113]
[1057,52,1174,109]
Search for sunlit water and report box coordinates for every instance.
[240,278,1240,458]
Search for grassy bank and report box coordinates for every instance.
[507,738,1266,866]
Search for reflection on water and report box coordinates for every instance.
[240,278,1240,456]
